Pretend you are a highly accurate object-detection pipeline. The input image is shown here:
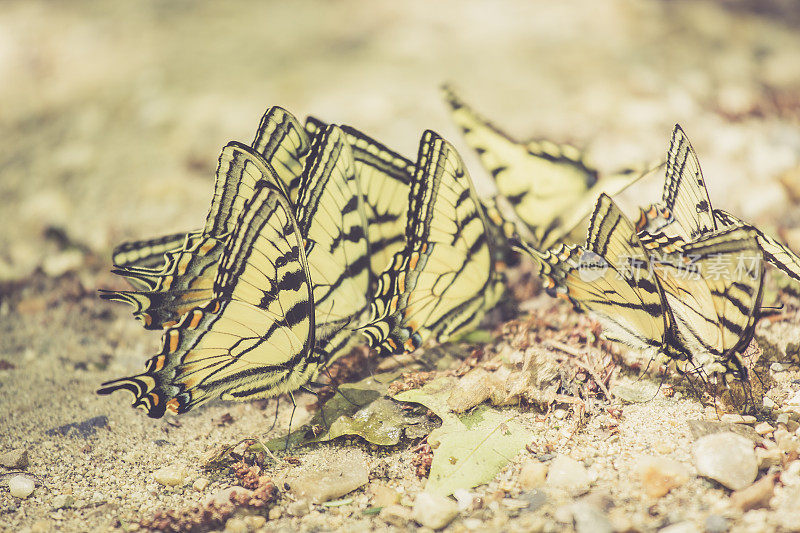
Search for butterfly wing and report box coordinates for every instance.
[653,226,764,376]
[656,124,717,240]
[294,124,371,365]
[516,194,669,354]
[98,178,315,417]
[714,209,800,284]
[306,116,416,277]
[442,86,596,245]
[359,130,504,355]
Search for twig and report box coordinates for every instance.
[545,341,613,400]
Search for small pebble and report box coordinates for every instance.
[572,500,613,533]
[754,422,774,436]
[447,368,492,413]
[774,428,800,453]
[223,517,248,533]
[755,447,783,470]
[412,492,459,530]
[0,448,29,469]
[287,499,310,517]
[705,514,729,533]
[635,456,690,498]
[660,521,700,533]
[720,414,756,425]
[192,477,209,492]
[246,516,266,529]
[518,459,548,490]
[730,474,777,511]
[8,475,35,498]
[153,465,186,487]
[288,454,369,503]
[546,455,591,494]
[694,432,757,490]
[777,414,790,426]
[521,489,548,512]
[51,494,74,510]
[268,507,282,520]
[380,504,411,527]
[371,483,400,507]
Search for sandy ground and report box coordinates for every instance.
[3,1,800,531]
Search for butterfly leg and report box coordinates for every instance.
[285,392,297,452]
[267,396,281,434]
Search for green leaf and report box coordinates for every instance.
[264,372,429,450]
[393,377,533,496]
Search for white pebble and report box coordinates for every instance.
[412,492,459,530]
[8,475,35,498]
[153,465,186,487]
[694,432,757,490]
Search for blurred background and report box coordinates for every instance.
[1,0,800,282]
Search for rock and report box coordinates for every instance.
[755,447,783,470]
[51,494,74,509]
[754,422,774,436]
[286,498,310,517]
[153,465,186,487]
[205,487,253,507]
[659,522,699,533]
[245,516,266,530]
[572,500,613,533]
[268,507,282,520]
[611,383,654,403]
[371,484,400,507]
[635,456,690,498]
[447,368,492,413]
[720,414,756,424]
[519,459,548,490]
[412,492,459,530]
[521,489,548,512]
[380,504,411,527]
[288,455,369,503]
[704,514,729,533]
[192,477,209,492]
[730,474,777,511]
[694,432,757,490]
[223,517,248,533]
[8,475,34,498]
[452,489,476,512]
[686,420,762,444]
[774,428,800,453]
[0,448,29,469]
[546,455,591,494]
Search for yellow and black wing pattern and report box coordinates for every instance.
[636,124,800,284]
[442,85,651,249]
[651,226,765,377]
[294,124,371,366]
[359,131,504,355]
[515,194,670,355]
[102,108,310,329]
[98,178,316,417]
[306,116,415,277]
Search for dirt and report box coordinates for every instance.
[2,1,800,532]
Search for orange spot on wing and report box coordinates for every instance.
[166,398,179,413]
[154,355,166,372]
[168,331,180,353]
